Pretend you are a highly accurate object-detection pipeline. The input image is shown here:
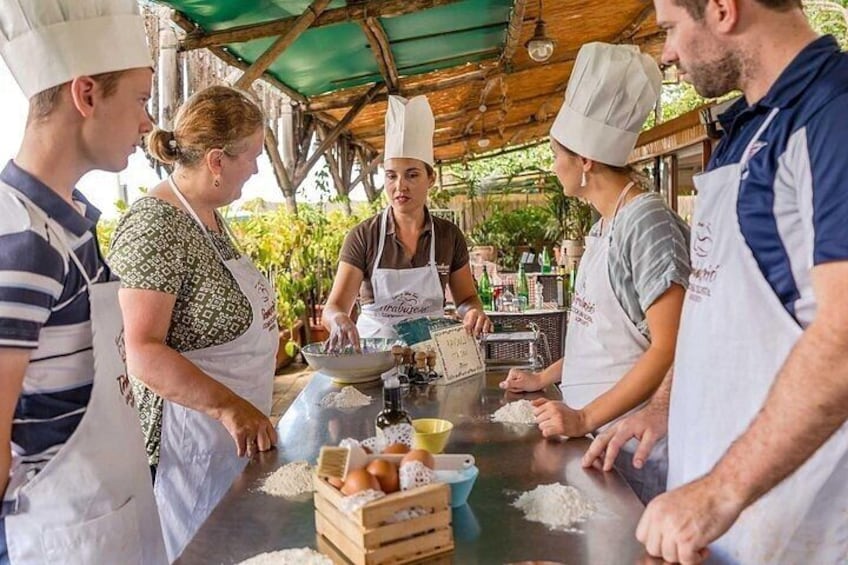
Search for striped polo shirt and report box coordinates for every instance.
[0,160,112,518]
[710,35,848,327]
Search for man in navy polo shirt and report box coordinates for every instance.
[583,0,848,562]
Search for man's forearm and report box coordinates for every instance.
[712,320,848,507]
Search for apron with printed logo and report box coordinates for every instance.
[356,207,445,339]
[154,179,278,560]
[1,183,167,564]
[562,182,668,502]
[669,109,848,563]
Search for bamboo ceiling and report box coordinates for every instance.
[159,0,664,165]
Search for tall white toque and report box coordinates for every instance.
[384,94,435,166]
[0,0,153,98]
[550,42,662,167]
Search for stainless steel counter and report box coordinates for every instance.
[177,371,646,564]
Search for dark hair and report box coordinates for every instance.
[28,70,126,124]
[552,138,635,176]
[673,0,801,20]
[147,85,264,167]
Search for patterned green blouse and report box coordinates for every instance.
[108,196,253,466]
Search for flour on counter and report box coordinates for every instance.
[491,399,536,424]
[257,461,314,497]
[320,386,372,409]
[237,548,331,564]
[512,483,595,531]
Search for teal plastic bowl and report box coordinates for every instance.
[435,465,479,507]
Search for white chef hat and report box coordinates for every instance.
[550,42,661,167]
[0,0,153,98]
[384,95,435,166]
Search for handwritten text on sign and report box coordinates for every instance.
[431,325,485,384]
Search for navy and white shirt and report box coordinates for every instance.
[0,160,112,518]
[712,35,848,327]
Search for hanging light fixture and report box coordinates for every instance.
[525,0,555,63]
[477,104,490,148]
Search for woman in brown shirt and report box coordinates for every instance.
[322,95,491,350]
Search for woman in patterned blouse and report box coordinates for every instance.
[109,85,280,559]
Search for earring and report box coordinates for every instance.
[580,171,587,188]
[214,176,221,188]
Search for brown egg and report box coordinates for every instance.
[327,476,344,489]
[341,468,380,496]
[400,449,435,469]
[383,443,410,455]
[366,459,400,494]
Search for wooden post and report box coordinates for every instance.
[293,83,383,191]
[264,125,298,214]
[158,26,179,129]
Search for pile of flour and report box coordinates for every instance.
[257,461,314,497]
[320,386,372,409]
[492,399,536,424]
[512,483,596,531]
[238,548,331,564]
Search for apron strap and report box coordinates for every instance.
[603,180,636,239]
[372,207,390,278]
[0,183,93,287]
[372,207,437,272]
[168,176,238,265]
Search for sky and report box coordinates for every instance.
[0,61,372,218]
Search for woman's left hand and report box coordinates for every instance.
[532,397,589,438]
[462,307,493,337]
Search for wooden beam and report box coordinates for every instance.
[350,150,384,194]
[234,0,331,90]
[180,0,463,51]
[497,0,527,69]
[294,83,383,189]
[613,2,655,43]
[307,66,497,112]
[435,116,554,147]
[264,125,298,214]
[360,17,400,93]
[170,10,308,104]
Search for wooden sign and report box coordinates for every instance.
[430,325,485,384]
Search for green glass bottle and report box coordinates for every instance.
[478,265,493,311]
[516,263,530,311]
[540,246,552,274]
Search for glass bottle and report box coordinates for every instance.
[556,265,566,308]
[540,246,552,274]
[478,265,493,311]
[375,373,411,439]
[517,263,530,312]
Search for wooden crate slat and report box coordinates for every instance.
[362,508,452,546]
[366,527,454,565]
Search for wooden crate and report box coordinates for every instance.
[313,474,454,565]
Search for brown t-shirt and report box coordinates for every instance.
[339,208,470,305]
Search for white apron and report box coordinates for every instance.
[561,182,650,410]
[562,183,668,503]
[668,109,848,563]
[154,180,278,561]
[1,184,167,564]
[356,207,445,339]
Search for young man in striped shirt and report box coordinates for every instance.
[0,1,166,562]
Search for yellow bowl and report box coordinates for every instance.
[412,418,454,454]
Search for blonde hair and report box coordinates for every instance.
[147,85,264,167]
